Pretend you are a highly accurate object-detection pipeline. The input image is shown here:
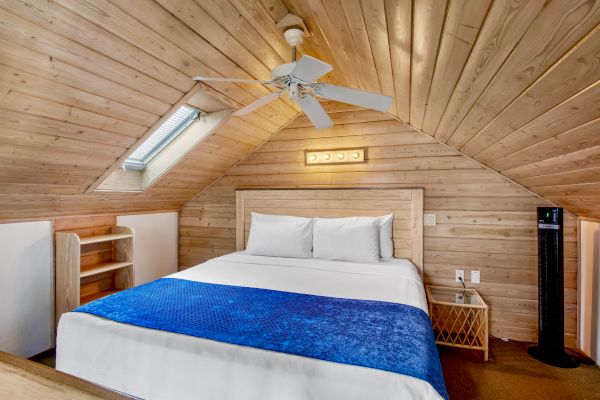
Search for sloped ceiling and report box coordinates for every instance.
[0,0,599,220]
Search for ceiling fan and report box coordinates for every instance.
[193,27,392,129]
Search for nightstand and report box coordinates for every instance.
[426,285,489,361]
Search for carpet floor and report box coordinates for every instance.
[439,338,600,400]
[31,338,600,399]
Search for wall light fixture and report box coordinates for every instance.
[305,148,366,165]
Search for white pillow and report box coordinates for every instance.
[313,218,380,263]
[339,214,394,258]
[376,214,394,258]
[245,212,313,258]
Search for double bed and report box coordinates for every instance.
[56,189,447,399]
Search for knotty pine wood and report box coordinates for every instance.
[179,110,578,346]
[1,0,599,219]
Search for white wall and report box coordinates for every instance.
[0,221,53,358]
[579,220,600,363]
[117,212,178,286]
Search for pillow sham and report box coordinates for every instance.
[374,213,393,259]
[245,212,313,258]
[321,214,394,259]
[312,217,380,263]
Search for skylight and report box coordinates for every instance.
[123,105,199,170]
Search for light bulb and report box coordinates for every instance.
[309,154,317,162]
[323,153,331,160]
[352,152,360,159]
[337,153,345,160]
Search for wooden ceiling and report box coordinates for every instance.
[0,0,599,220]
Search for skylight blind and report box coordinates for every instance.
[125,106,198,167]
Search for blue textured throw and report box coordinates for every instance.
[75,278,447,399]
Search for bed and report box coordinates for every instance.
[56,188,446,400]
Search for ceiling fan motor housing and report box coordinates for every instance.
[283,28,305,47]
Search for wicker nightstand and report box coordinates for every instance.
[426,285,489,361]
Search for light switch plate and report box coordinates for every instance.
[455,269,464,283]
[471,270,480,284]
[424,214,436,226]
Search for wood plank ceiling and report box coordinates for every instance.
[0,0,599,220]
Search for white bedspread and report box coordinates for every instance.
[56,252,442,400]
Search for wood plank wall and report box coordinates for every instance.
[179,108,578,346]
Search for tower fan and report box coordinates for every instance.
[528,207,579,368]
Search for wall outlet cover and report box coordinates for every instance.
[455,269,464,283]
[471,270,480,284]
[424,214,436,226]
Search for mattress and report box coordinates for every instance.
[56,252,442,400]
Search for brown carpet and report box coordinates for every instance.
[439,338,600,400]
[31,339,600,399]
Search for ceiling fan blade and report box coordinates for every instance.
[193,76,273,84]
[290,55,333,83]
[234,92,282,116]
[296,94,333,129]
[314,84,393,112]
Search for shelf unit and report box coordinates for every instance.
[55,226,134,326]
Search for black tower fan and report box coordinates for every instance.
[528,207,578,368]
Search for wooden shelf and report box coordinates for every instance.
[80,289,121,306]
[80,233,133,245]
[80,261,133,278]
[55,225,134,327]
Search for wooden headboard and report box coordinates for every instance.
[235,188,424,277]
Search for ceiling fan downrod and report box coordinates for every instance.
[284,28,305,62]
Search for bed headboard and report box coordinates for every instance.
[235,188,424,277]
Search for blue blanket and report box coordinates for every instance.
[75,278,447,399]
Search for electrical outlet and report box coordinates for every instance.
[424,214,436,226]
[455,293,464,304]
[455,269,464,283]
[471,270,480,284]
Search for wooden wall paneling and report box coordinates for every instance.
[0,0,599,223]
[179,110,579,345]
[258,1,344,87]
[460,24,600,157]
[0,2,186,100]
[488,117,600,175]
[0,109,137,148]
[480,81,600,166]
[0,39,171,116]
[420,0,491,133]
[283,0,362,89]
[409,0,447,129]
[186,0,309,114]
[433,0,545,142]
[385,0,411,121]
[447,0,600,149]
[228,0,300,65]
[338,0,381,93]
[360,0,397,112]
[503,145,600,181]
[0,65,158,127]
[151,0,295,122]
